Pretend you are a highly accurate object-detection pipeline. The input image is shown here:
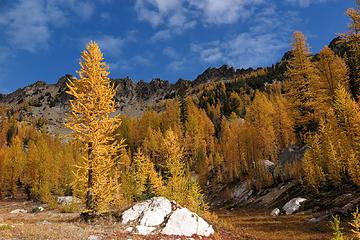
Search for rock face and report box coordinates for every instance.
[121,197,214,237]
[283,197,307,215]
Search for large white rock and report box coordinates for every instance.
[121,199,151,224]
[282,197,307,215]
[140,197,172,227]
[161,208,214,237]
[121,197,214,237]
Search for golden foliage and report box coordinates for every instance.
[65,41,125,213]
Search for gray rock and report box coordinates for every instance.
[283,197,307,215]
[57,196,80,205]
[270,208,280,217]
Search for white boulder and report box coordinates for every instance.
[121,197,214,237]
[270,208,280,216]
[136,225,156,235]
[121,199,151,224]
[10,209,27,214]
[162,208,214,237]
[140,197,172,227]
[282,197,307,215]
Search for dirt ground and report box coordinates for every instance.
[0,199,335,240]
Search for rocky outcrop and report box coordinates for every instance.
[121,197,214,237]
[282,197,307,215]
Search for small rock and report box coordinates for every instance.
[10,209,27,214]
[136,225,156,235]
[264,160,275,172]
[270,208,280,217]
[283,197,307,215]
[39,220,51,225]
[32,206,44,213]
[57,196,80,205]
[88,235,102,240]
[125,227,133,232]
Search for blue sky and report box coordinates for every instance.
[0,0,355,93]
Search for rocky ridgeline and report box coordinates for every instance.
[0,63,269,136]
[121,197,214,237]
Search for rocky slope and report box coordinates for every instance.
[0,64,272,135]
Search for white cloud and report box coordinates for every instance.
[285,0,334,7]
[188,0,264,24]
[0,0,51,52]
[190,5,292,68]
[163,47,180,59]
[136,0,266,41]
[109,54,153,72]
[135,0,184,27]
[0,0,95,53]
[97,35,125,57]
[168,59,186,71]
[151,30,172,42]
[135,0,265,27]
[191,32,286,68]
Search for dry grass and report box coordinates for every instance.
[216,209,332,240]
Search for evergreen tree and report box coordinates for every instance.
[65,41,125,214]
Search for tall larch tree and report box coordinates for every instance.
[342,0,360,100]
[162,129,205,213]
[332,85,360,185]
[316,46,349,111]
[65,41,125,214]
[286,31,320,135]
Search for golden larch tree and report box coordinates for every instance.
[65,41,125,214]
[316,46,349,111]
[342,0,360,100]
[332,85,360,185]
[285,31,319,135]
[162,129,205,213]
